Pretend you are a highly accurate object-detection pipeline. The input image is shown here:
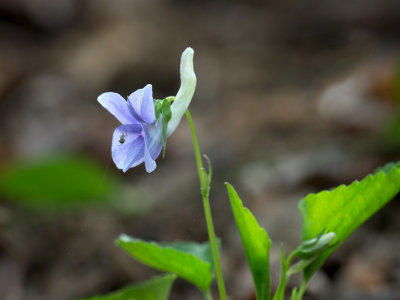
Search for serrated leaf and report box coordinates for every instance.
[77,273,176,300]
[116,235,215,292]
[299,161,400,280]
[226,183,271,300]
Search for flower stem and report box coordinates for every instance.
[292,280,307,300]
[273,247,297,300]
[204,290,214,300]
[185,109,227,300]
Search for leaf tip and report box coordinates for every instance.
[224,182,234,190]
[116,233,131,246]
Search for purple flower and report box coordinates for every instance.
[98,84,163,173]
[98,48,196,174]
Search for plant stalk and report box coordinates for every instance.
[185,110,227,300]
[294,280,307,300]
[273,248,297,300]
[204,290,214,300]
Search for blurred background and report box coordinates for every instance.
[1,0,400,299]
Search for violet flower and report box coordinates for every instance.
[98,84,162,173]
[98,47,196,173]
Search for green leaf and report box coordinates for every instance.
[116,235,216,292]
[162,239,220,272]
[0,154,117,209]
[225,183,271,300]
[77,273,176,300]
[299,161,400,280]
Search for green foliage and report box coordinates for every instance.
[200,155,212,198]
[0,154,117,209]
[116,235,217,292]
[272,246,289,300]
[161,100,172,157]
[295,231,336,260]
[299,161,400,280]
[155,97,174,157]
[77,273,176,300]
[225,183,271,300]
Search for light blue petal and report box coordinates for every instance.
[142,119,163,160]
[144,147,156,173]
[141,84,156,123]
[123,149,145,172]
[98,92,139,124]
[128,84,156,124]
[141,119,163,173]
[111,124,145,172]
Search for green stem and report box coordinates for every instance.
[273,248,297,300]
[289,279,308,300]
[204,290,214,300]
[294,280,307,300]
[185,110,227,300]
[186,110,204,183]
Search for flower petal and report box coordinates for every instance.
[141,119,163,173]
[111,124,145,172]
[144,147,156,173]
[142,119,163,160]
[98,92,139,124]
[128,84,156,124]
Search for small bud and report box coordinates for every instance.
[297,232,336,259]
